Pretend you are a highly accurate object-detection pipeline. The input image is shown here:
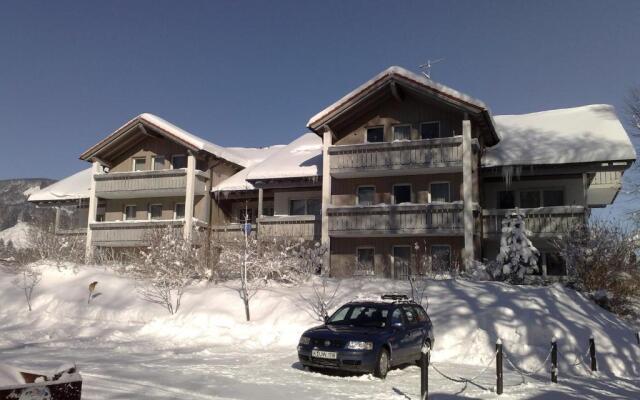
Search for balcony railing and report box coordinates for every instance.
[210,224,256,242]
[257,215,321,241]
[328,137,476,177]
[90,220,206,247]
[94,169,208,199]
[328,203,469,237]
[482,206,587,238]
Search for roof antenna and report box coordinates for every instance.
[419,58,444,80]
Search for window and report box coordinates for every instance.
[148,204,163,220]
[357,186,375,205]
[96,213,106,222]
[543,190,564,207]
[393,246,411,280]
[402,305,418,325]
[391,308,404,326]
[498,190,515,209]
[289,199,321,216]
[420,122,440,139]
[393,125,411,141]
[414,306,429,323]
[327,305,388,328]
[366,127,384,143]
[520,190,541,208]
[430,182,450,203]
[262,207,274,217]
[152,156,166,171]
[431,245,451,270]
[393,184,412,204]
[172,154,187,169]
[174,203,185,219]
[132,158,145,171]
[355,248,375,275]
[124,205,137,221]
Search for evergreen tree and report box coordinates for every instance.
[496,210,540,283]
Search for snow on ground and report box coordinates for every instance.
[1,264,639,399]
[0,221,32,248]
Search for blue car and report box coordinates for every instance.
[297,294,434,379]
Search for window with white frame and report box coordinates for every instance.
[124,205,137,221]
[357,186,375,205]
[366,127,384,143]
[132,158,146,171]
[393,246,411,280]
[152,156,166,171]
[355,247,375,276]
[148,204,163,220]
[171,154,187,169]
[420,122,440,139]
[174,203,185,219]
[393,184,412,204]
[431,245,451,271]
[430,182,450,203]
[392,125,411,141]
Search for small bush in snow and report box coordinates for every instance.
[1,248,42,311]
[25,226,84,267]
[492,211,540,284]
[554,221,640,316]
[298,276,340,321]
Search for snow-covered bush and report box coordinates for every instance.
[124,226,213,315]
[493,211,540,284]
[554,221,640,316]
[411,240,461,279]
[25,226,84,266]
[0,248,42,311]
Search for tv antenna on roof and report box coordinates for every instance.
[419,58,444,80]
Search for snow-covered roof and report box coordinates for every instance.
[483,104,637,167]
[213,133,322,192]
[28,168,92,202]
[307,66,489,128]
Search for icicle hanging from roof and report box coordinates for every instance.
[501,165,522,188]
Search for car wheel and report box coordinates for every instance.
[374,348,390,379]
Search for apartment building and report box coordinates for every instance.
[29,66,636,278]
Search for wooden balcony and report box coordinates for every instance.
[210,224,256,242]
[328,203,469,237]
[257,215,321,241]
[328,137,476,178]
[95,170,208,199]
[482,206,587,238]
[90,220,206,247]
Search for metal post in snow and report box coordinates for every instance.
[589,336,597,372]
[420,342,429,400]
[635,332,640,346]
[551,337,558,384]
[496,338,503,395]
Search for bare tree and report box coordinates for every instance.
[299,277,340,321]
[626,86,640,135]
[1,249,41,312]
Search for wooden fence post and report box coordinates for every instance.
[589,336,597,372]
[420,342,429,400]
[551,337,558,383]
[496,338,503,395]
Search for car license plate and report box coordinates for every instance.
[312,349,337,359]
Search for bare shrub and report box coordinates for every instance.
[411,241,461,280]
[554,221,640,316]
[1,249,42,312]
[27,226,84,267]
[299,277,340,321]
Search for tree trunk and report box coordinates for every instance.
[244,298,251,321]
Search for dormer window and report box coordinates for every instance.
[152,156,166,171]
[132,158,146,171]
[366,127,384,143]
[420,122,440,139]
[392,125,411,141]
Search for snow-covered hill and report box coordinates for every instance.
[0,178,56,231]
[0,221,32,248]
[1,264,638,381]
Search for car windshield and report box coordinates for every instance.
[327,305,388,328]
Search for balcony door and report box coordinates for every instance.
[393,246,411,280]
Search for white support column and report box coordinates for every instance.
[85,161,101,263]
[257,187,264,240]
[184,151,196,240]
[462,119,474,268]
[321,128,333,275]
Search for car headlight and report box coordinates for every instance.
[299,336,311,345]
[346,341,374,351]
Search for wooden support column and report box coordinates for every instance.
[85,161,101,263]
[321,127,333,275]
[54,206,61,235]
[257,187,264,240]
[462,119,474,268]
[184,151,196,240]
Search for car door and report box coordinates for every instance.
[401,305,423,361]
[388,307,412,364]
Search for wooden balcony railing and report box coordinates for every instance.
[328,203,470,237]
[257,215,321,241]
[95,169,208,198]
[482,206,587,238]
[328,137,476,177]
[210,224,256,242]
[90,220,206,247]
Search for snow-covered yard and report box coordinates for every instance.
[1,265,639,399]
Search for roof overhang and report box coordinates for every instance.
[307,66,499,145]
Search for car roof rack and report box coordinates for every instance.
[381,293,409,301]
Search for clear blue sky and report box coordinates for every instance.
[0,0,638,185]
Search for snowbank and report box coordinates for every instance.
[0,265,639,378]
[0,221,32,248]
[0,364,23,386]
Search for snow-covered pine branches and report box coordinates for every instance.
[495,210,540,283]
